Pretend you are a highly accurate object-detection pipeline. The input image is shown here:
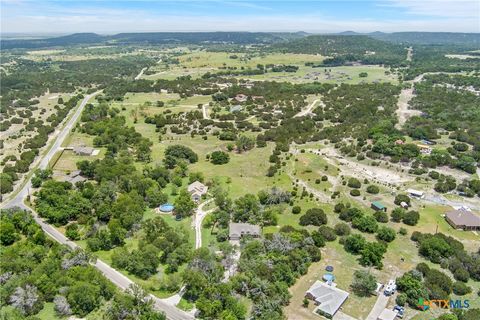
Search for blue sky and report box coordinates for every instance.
[1,0,479,34]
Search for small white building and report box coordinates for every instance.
[187,181,208,202]
[406,189,424,198]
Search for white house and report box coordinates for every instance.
[305,281,349,318]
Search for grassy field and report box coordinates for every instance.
[240,65,398,84]
[177,51,325,69]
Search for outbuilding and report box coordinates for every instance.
[445,210,480,231]
[371,201,387,212]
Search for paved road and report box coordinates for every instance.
[2,91,101,209]
[0,90,195,320]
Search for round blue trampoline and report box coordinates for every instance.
[159,203,174,213]
[322,273,335,282]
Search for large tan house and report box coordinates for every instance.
[445,210,480,231]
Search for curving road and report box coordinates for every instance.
[0,90,195,320]
[2,91,101,209]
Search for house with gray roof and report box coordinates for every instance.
[187,181,208,202]
[229,223,261,240]
[305,281,349,319]
[73,146,95,156]
[445,210,480,231]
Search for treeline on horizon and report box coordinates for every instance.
[1,31,479,50]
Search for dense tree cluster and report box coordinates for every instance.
[411,232,480,282]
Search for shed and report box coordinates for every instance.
[371,201,387,212]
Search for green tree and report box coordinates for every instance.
[376,226,396,242]
[236,135,255,153]
[210,151,230,164]
[0,220,17,245]
[403,210,420,226]
[299,208,327,226]
[344,234,367,254]
[351,270,376,296]
[391,208,405,222]
[174,189,196,218]
[67,282,101,317]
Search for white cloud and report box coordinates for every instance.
[384,0,480,18]
[1,0,479,34]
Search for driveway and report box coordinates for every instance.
[365,294,390,320]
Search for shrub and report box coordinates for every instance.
[452,282,471,295]
[394,194,411,206]
[299,208,327,226]
[66,223,80,241]
[396,293,407,306]
[347,178,361,189]
[376,227,396,242]
[352,216,378,233]
[399,227,408,235]
[453,268,470,282]
[210,151,230,165]
[373,210,388,223]
[403,210,420,226]
[334,222,351,236]
[391,208,406,222]
[366,185,380,194]
[350,189,361,196]
[344,234,366,254]
[311,231,325,247]
[292,206,301,214]
[318,226,337,241]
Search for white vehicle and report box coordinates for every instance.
[383,280,397,296]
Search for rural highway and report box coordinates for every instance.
[1,90,101,209]
[0,90,195,320]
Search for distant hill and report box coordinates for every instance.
[1,33,106,49]
[2,31,478,51]
[0,32,303,50]
[368,32,480,46]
